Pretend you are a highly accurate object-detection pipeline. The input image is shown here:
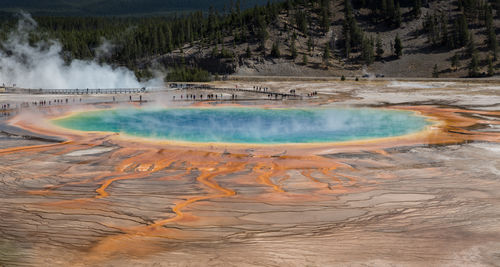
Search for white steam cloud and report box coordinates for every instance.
[0,12,159,89]
[94,37,116,59]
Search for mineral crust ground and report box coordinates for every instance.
[0,80,499,266]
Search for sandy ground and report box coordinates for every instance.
[0,80,499,266]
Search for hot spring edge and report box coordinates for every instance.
[52,107,432,144]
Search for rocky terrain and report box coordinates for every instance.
[160,0,500,78]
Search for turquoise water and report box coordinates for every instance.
[53,107,430,144]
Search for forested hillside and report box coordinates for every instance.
[0,0,272,16]
[0,0,498,80]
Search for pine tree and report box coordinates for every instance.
[321,8,330,34]
[394,2,402,27]
[271,41,281,58]
[286,0,292,15]
[466,35,476,58]
[485,6,498,60]
[246,45,252,58]
[394,34,403,58]
[295,10,308,33]
[343,20,351,57]
[208,6,217,34]
[487,56,494,76]
[212,45,218,58]
[387,0,395,20]
[487,27,498,61]
[381,0,387,17]
[412,0,422,17]
[376,35,384,59]
[446,23,456,48]
[302,53,308,65]
[468,53,479,77]
[158,27,167,54]
[307,35,314,52]
[451,54,460,71]
[361,36,374,64]
[323,45,331,65]
[425,14,438,45]
[259,28,268,56]
[440,15,449,47]
[457,13,469,47]
[290,39,298,59]
[432,64,439,77]
[343,0,364,57]
[485,5,494,29]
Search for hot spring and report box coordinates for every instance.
[53,107,431,144]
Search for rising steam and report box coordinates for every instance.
[54,107,431,144]
[0,12,158,89]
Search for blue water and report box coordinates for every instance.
[53,107,430,144]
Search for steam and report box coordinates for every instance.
[387,81,452,89]
[0,12,160,89]
[55,108,430,144]
[361,67,374,79]
[94,38,116,59]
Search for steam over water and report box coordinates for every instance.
[0,13,157,89]
[54,107,431,144]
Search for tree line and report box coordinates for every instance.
[0,0,497,79]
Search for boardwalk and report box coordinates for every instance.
[177,84,302,100]
[0,87,147,95]
[1,84,302,99]
[0,84,304,118]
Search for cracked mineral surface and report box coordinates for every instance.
[0,80,499,266]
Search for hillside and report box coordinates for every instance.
[163,0,500,78]
[0,0,498,79]
[0,0,272,16]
